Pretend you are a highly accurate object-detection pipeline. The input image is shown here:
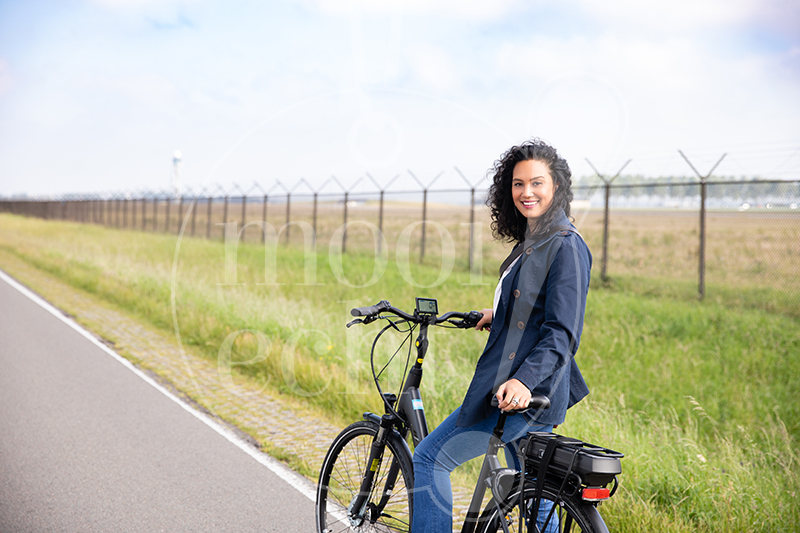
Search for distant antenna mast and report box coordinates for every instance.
[172,150,183,197]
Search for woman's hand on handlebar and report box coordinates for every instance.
[475,308,493,331]
[495,379,531,411]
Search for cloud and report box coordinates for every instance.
[145,13,194,30]
[404,43,460,91]
[87,0,192,8]
[294,0,530,21]
[577,0,756,32]
[90,72,180,109]
[0,58,11,98]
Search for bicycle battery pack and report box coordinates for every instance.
[522,432,623,486]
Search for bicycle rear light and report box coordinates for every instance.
[581,487,610,501]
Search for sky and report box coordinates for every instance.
[0,0,798,197]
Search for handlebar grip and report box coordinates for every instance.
[464,310,483,328]
[350,300,391,317]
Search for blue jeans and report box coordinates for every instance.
[411,406,555,533]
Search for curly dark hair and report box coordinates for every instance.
[486,138,574,243]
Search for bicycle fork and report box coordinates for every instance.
[347,414,393,526]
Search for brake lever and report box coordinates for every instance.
[347,315,381,328]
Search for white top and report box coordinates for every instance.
[493,255,521,313]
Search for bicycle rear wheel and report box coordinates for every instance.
[316,420,414,533]
[475,482,602,533]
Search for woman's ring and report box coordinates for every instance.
[511,397,519,405]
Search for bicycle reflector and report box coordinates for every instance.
[581,487,611,501]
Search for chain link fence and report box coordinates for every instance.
[2,176,798,315]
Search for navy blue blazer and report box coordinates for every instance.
[456,211,592,427]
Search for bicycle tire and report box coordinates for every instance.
[316,420,414,533]
[475,482,603,533]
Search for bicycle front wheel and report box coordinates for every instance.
[476,482,602,533]
[316,420,414,533]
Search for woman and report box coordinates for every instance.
[411,139,592,532]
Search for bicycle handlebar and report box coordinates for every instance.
[349,300,483,329]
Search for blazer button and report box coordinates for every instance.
[517,321,525,329]
[513,289,521,298]
[509,352,516,360]
[525,248,533,255]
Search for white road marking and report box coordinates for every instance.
[0,268,317,503]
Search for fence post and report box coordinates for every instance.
[602,182,611,281]
[123,199,128,228]
[132,197,137,228]
[378,190,384,254]
[165,198,171,233]
[586,159,631,282]
[222,196,229,241]
[420,188,428,263]
[678,150,726,300]
[342,191,348,253]
[699,179,707,299]
[153,198,158,231]
[469,188,475,273]
[312,192,318,246]
[285,193,291,244]
[178,195,184,235]
[407,170,441,264]
[262,195,268,244]
[141,198,147,231]
[191,197,197,236]
[240,195,247,242]
[206,196,212,239]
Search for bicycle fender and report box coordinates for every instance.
[579,501,609,533]
[363,412,382,426]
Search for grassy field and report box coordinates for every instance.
[0,212,798,531]
[41,196,800,316]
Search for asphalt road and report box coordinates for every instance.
[0,273,316,532]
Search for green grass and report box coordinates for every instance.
[0,213,798,531]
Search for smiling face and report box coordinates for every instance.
[511,159,556,221]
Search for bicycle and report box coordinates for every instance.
[316,298,623,533]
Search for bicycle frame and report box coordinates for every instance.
[347,313,437,523]
[350,310,525,533]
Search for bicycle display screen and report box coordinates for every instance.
[415,298,438,315]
